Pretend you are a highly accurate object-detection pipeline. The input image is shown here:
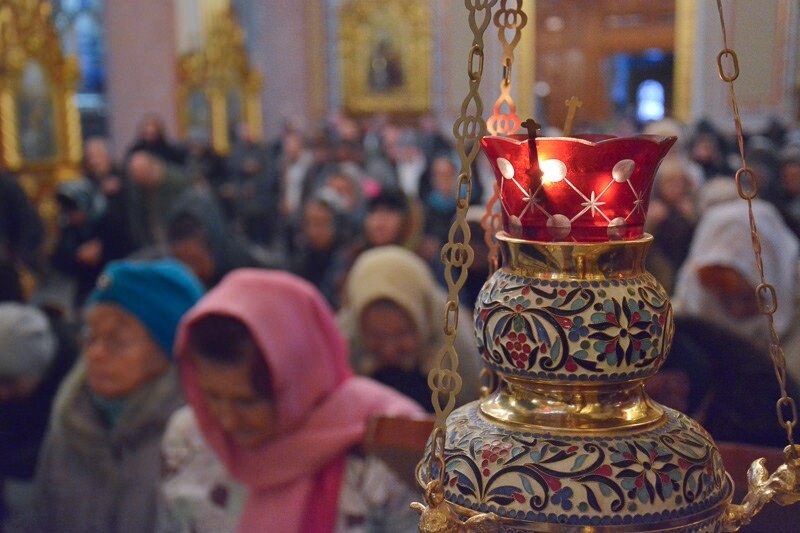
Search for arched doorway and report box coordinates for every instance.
[534,0,676,131]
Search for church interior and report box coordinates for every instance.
[2,0,800,532]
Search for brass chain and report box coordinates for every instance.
[487,0,527,136]
[482,0,528,276]
[427,0,495,431]
[715,0,797,457]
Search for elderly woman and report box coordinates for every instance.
[161,270,423,532]
[31,259,204,533]
[339,245,481,411]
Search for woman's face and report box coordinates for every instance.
[657,173,688,204]
[83,304,168,398]
[170,237,215,285]
[140,117,163,143]
[193,357,278,448]
[303,202,336,250]
[697,265,758,320]
[360,301,422,369]
[84,139,112,175]
[364,207,404,246]
[432,158,456,195]
[692,135,720,164]
[780,162,800,197]
[325,175,358,211]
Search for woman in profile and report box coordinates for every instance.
[161,269,423,532]
[660,186,800,446]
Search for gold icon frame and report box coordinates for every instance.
[339,0,433,116]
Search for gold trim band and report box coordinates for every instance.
[480,377,666,434]
[500,232,653,280]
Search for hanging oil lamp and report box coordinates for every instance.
[413,2,800,531]
[416,123,800,532]
[428,128,741,531]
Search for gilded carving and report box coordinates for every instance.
[176,6,262,155]
[0,0,82,200]
[338,0,433,115]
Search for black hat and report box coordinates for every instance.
[368,187,408,214]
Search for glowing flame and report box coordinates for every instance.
[540,159,567,184]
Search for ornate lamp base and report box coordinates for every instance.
[435,402,732,532]
[417,234,738,532]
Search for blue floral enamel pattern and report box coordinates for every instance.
[475,271,673,382]
[437,404,731,529]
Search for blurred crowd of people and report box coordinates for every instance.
[1,110,800,531]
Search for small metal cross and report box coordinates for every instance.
[563,96,583,136]
[522,118,541,141]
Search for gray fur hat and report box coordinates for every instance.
[0,303,57,379]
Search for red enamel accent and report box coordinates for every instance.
[480,134,676,242]
[593,465,613,477]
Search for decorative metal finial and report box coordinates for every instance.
[563,96,582,136]
[722,445,800,531]
[411,480,498,533]
[521,117,540,139]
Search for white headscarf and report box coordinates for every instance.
[673,198,799,340]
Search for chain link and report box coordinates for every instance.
[427,0,496,429]
[715,0,797,455]
[483,0,528,277]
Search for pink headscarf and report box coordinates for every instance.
[176,270,423,533]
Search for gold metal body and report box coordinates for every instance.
[418,234,800,532]
[444,496,733,533]
[421,234,734,532]
[499,231,651,280]
[480,377,664,433]
[481,235,665,433]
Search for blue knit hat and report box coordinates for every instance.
[87,259,204,358]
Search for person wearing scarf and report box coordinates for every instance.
[169,270,424,533]
[338,245,481,411]
[664,190,800,445]
[673,193,799,358]
[30,259,204,533]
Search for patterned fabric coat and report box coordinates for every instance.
[157,406,420,533]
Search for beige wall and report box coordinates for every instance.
[681,0,798,132]
[102,0,800,150]
[254,2,312,137]
[101,1,542,146]
[105,0,179,158]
